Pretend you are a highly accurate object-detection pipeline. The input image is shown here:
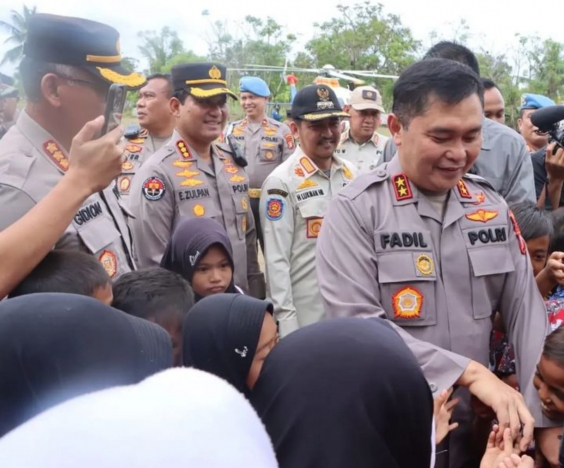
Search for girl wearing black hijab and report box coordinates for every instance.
[183,293,278,394]
[0,293,172,437]
[250,317,435,468]
[161,218,238,302]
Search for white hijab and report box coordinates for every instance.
[0,368,279,468]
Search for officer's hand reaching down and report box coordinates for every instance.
[458,361,534,452]
[66,115,125,195]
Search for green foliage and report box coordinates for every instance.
[203,14,296,102]
[0,5,37,66]
[298,1,420,106]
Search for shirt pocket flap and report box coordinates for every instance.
[378,251,437,283]
[233,194,250,214]
[297,199,327,219]
[180,198,219,218]
[468,246,515,277]
[77,217,121,254]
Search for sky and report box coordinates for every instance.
[0,0,561,76]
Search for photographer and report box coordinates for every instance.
[533,143,564,210]
[530,106,564,210]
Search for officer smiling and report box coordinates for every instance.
[317,58,555,466]
[129,63,265,298]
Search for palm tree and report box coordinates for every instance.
[0,5,37,66]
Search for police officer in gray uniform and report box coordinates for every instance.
[223,76,295,250]
[0,14,144,278]
[129,63,265,298]
[118,73,176,200]
[382,42,536,207]
[317,59,556,468]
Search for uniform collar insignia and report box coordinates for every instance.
[42,139,69,172]
[392,173,413,201]
[299,154,318,177]
[176,140,192,159]
[453,178,479,204]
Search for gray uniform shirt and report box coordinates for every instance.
[118,129,171,201]
[223,117,295,189]
[317,155,552,431]
[382,118,536,205]
[0,111,135,278]
[128,129,265,298]
[259,147,357,337]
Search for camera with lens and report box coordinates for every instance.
[530,105,564,150]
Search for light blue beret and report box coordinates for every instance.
[240,76,270,97]
[520,93,555,110]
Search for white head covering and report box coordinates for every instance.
[0,368,279,468]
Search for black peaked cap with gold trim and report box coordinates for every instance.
[291,84,348,121]
[23,13,145,90]
[172,63,237,100]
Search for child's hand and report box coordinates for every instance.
[544,252,564,285]
[433,387,459,444]
[480,425,521,468]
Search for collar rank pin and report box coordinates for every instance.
[392,174,413,201]
[457,180,472,199]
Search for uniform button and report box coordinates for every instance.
[376,170,386,177]
[429,383,438,393]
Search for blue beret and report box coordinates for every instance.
[520,93,555,110]
[239,76,270,97]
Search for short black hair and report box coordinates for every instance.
[111,268,194,321]
[424,41,480,75]
[550,208,564,252]
[481,78,499,91]
[172,88,189,104]
[392,58,484,127]
[510,202,552,241]
[8,250,110,298]
[146,73,173,98]
[543,326,564,366]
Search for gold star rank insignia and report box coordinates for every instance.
[392,174,413,201]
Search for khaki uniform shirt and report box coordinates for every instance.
[128,129,265,298]
[316,156,554,460]
[223,117,295,195]
[0,111,135,278]
[260,148,357,337]
[335,129,388,175]
[118,129,170,201]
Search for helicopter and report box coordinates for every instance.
[228,63,398,115]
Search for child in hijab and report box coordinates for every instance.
[8,250,113,304]
[0,368,279,468]
[250,317,435,468]
[0,293,172,437]
[161,218,239,302]
[183,294,278,394]
[250,317,533,468]
[112,268,194,366]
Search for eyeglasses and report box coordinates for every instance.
[55,73,110,99]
